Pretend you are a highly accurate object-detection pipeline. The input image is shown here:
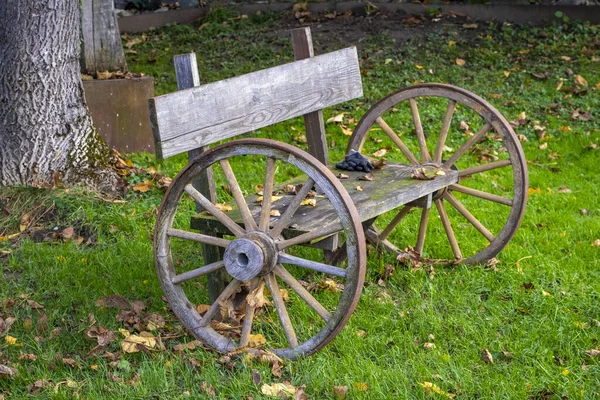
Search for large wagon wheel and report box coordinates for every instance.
[154,139,366,359]
[348,84,528,264]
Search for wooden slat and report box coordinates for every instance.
[191,164,459,236]
[150,47,363,158]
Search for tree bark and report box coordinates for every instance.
[0,0,115,189]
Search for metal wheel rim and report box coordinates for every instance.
[154,138,366,359]
[348,83,528,264]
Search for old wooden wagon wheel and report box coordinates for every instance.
[154,139,366,359]
[348,83,528,264]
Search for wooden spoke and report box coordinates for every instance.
[274,265,331,322]
[442,122,491,169]
[264,273,298,348]
[433,100,456,163]
[185,185,245,237]
[434,199,462,260]
[219,159,258,231]
[172,260,225,285]
[277,224,341,250]
[198,279,242,327]
[239,279,259,347]
[415,207,430,255]
[409,98,431,162]
[379,206,412,241]
[458,159,512,178]
[444,193,494,242]
[279,253,347,278]
[376,117,420,165]
[270,178,315,238]
[258,157,277,232]
[449,184,513,206]
[167,228,231,248]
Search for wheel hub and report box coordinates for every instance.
[223,231,277,281]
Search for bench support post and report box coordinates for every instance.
[292,27,340,257]
[174,53,227,303]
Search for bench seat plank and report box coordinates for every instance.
[190,164,459,238]
[150,47,363,159]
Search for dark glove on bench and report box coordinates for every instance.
[335,149,374,172]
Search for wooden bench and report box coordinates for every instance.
[149,27,527,359]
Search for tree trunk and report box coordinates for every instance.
[0,0,116,189]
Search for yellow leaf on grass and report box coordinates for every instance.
[326,113,345,124]
[419,382,455,398]
[248,334,267,348]
[574,74,588,87]
[448,40,456,46]
[261,382,296,398]
[556,81,564,91]
[354,382,368,391]
[269,209,281,217]
[528,187,542,195]
[372,149,387,157]
[121,331,156,353]
[133,180,153,193]
[503,71,511,78]
[416,65,424,70]
[300,198,316,207]
[592,239,600,247]
[455,58,466,66]
[5,335,18,346]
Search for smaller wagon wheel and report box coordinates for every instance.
[347,84,528,264]
[154,139,366,359]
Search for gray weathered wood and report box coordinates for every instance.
[150,47,363,158]
[80,0,127,74]
[173,53,225,303]
[292,27,329,165]
[191,164,459,236]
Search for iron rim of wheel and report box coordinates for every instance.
[154,138,366,359]
[348,83,528,264]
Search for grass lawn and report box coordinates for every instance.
[1,8,599,399]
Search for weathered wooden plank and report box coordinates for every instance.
[81,0,127,74]
[150,47,363,159]
[173,53,225,303]
[191,164,459,236]
[292,27,329,165]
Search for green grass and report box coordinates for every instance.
[1,11,600,399]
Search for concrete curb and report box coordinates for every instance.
[118,3,600,33]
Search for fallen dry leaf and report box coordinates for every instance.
[481,348,494,364]
[248,333,267,348]
[133,180,153,193]
[0,364,18,378]
[455,58,466,67]
[269,210,281,217]
[333,385,348,399]
[557,186,572,193]
[256,195,283,204]
[326,113,345,124]
[247,281,270,308]
[586,349,600,358]
[355,186,363,191]
[423,342,436,350]
[214,203,233,212]
[359,172,374,181]
[86,326,116,347]
[539,142,548,150]
[463,23,478,29]
[300,198,316,207]
[592,239,600,247]
[120,331,156,353]
[372,148,387,158]
[419,382,455,398]
[574,74,588,87]
[372,159,387,169]
[261,382,297,398]
[337,173,349,179]
[197,304,210,314]
[0,316,16,336]
[96,295,130,310]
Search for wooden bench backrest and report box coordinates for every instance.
[149,32,363,159]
